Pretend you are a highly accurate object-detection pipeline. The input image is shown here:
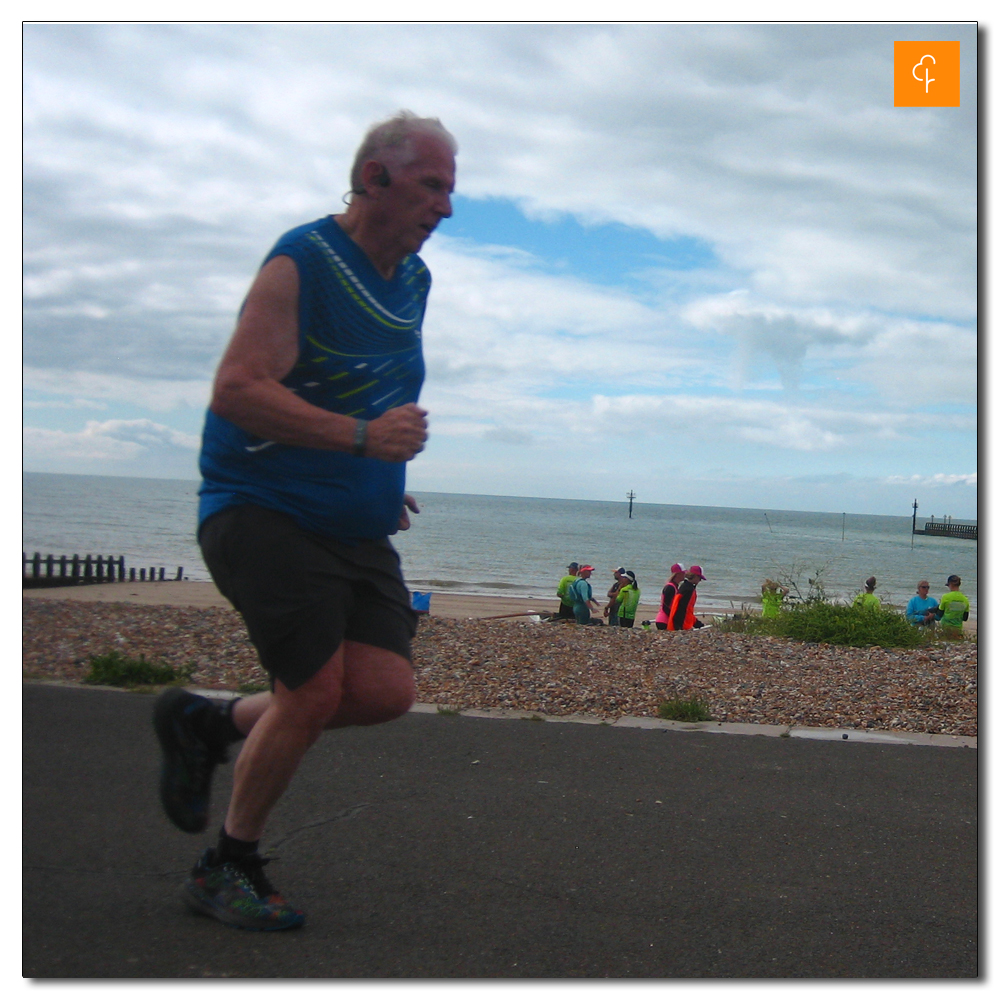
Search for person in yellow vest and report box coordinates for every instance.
[554,562,579,620]
[853,577,880,612]
[616,570,641,628]
[760,579,788,618]
[935,574,970,633]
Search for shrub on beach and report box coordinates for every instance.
[771,602,927,648]
[718,602,928,649]
[84,649,192,687]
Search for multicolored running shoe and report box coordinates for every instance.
[183,849,305,931]
[153,688,228,833]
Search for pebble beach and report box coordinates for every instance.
[22,584,977,737]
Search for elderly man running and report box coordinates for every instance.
[152,111,456,930]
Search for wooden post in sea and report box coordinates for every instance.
[912,498,918,549]
[627,490,636,519]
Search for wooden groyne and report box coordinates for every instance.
[22,552,184,589]
[910,500,977,540]
[913,521,978,540]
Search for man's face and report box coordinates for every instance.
[378,134,455,255]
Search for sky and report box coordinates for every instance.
[21,20,979,518]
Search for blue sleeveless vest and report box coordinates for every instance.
[198,216,428,542]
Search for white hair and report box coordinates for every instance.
[350,110,457,193]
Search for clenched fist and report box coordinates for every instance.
[364,404,429,462]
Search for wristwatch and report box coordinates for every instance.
[352,418,368,457]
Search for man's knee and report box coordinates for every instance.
[336,644,416,726]
[368,670,416,722]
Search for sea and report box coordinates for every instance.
[22,472,978,615]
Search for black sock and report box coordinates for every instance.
[190,697,244,746]
[218,698,245,743]
[217,827,259,863]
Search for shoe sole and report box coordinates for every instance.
[153,687,210,834]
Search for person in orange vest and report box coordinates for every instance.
[654,563,686,631]
[667,565,707,631]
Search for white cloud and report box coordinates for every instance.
[684,291,976,403]
[421,239,709,390]
[884,472,977,488]
[23,419,200,463]
[23,368,211,412]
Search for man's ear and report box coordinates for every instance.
[359,159,391,193]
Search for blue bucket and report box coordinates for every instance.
[411,591,431,614]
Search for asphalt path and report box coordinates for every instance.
[23,683,978,978]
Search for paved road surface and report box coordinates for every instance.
[23,683,977,978]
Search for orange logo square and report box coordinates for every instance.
[894,41,960,107]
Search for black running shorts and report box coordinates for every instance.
[199,503,418,691]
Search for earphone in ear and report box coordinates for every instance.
[376,167,391,187]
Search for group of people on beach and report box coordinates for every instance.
[761,573,970,632]
[847,574,970,631]
[553,561,708,632]
[902,575,970,631]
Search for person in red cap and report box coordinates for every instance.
[655,563,686,631]
[667,565,707,631]
[570,565,599,624]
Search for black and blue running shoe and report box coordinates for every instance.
[153,688,228,833]
[183,848,305,931]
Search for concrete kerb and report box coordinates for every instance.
[407,702,977,750]
[54,684,974,751]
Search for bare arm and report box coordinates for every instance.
[210,255,428,462]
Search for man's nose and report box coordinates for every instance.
[437,192,452,218]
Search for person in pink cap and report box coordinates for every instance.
[667,565,707,631]
[654,564,686,631]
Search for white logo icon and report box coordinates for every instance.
[912,54,936,93]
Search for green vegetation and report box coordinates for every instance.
[84,650,192,687]
[436,706,460,715]
[769,602,926,648]
[716,601,928,649]
[657,697,712,722]
[237,681,270,694]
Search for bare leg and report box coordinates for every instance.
[223,642,414,842]
[231,691,272,736]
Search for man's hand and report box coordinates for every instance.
[365,404,429,462]
[398,494,420,531]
